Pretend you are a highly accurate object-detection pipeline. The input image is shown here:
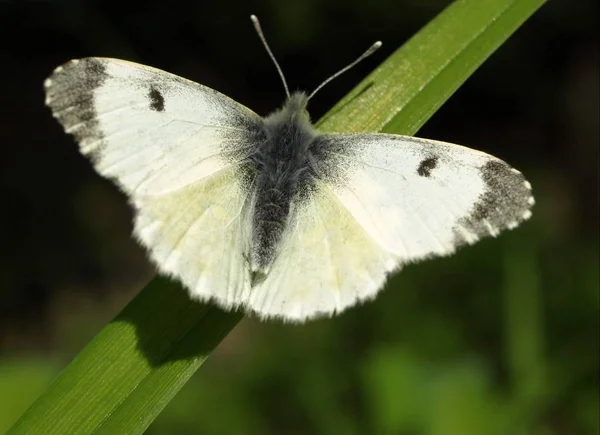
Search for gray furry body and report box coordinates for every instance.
[249,92,318,273]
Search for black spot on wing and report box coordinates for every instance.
[453,160,533,245]
[417,156,438,177]
[148,86,165,112]
[44,58,108,163]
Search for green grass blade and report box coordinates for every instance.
[8,277,243,435]
[318,0,545,135]
[7,0,545,433]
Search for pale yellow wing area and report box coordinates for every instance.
[134,166,253,307]
[248,181,398,321]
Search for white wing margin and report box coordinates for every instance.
[250,133,534,321]
[44,58,260,307]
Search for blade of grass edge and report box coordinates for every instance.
[8,0,545,433]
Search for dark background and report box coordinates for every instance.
[0,1,598,434]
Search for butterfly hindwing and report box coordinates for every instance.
[249,180,397,320]
[134,166,254,307]
[45,57,261,308]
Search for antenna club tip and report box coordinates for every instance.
[363,41,383,56]
[250,14,259,24]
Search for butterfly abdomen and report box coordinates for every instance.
[250,93,318,273]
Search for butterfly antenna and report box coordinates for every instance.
[250,14,290,98]
[307,41,382,101]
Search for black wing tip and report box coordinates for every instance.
[44,58,108,103]
[44,58,109,156]
[452,159,534,247]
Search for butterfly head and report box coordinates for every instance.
[263,91,312,129]
[285,91,310,116]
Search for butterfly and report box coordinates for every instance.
[44,15,534,322]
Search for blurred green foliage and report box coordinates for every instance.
[0,360,58,433]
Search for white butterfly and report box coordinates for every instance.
[44,15,534,322]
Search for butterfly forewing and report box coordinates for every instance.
[45,58,261,195]
[312,133,534,260]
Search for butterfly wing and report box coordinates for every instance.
[45,58,261,308]
[250,133,534,321]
